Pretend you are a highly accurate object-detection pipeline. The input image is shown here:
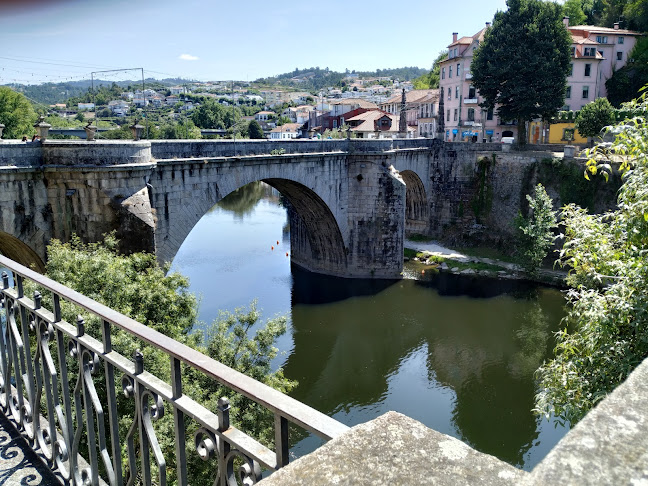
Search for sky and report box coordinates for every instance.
[0,0,511,85]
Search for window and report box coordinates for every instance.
[618,36,625,44]
[447,109,450,121]
[569,63,573,76]
[596,35,608,44]
[449,66,453,78]
[584,47,596,56]
[448,49,453,59]
[457,63,461,77]
[487,108,493,120]
[617,51,623,61]
[562,128,575,141]
[582,86,589,99]
[454,48,457,57]
[455,86,459,99]
[448,88,451,100]
[467,108,475,121]
[468,86,476,98]
[570,47,576,56]
[584,63,591,77]
[566,86,571,99]
[441,67,445,79]
[453,109,458,121]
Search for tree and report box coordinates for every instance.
[248,119,265,139]
[514,183,557,275]
[471,0,572,146]
[624,0,648,32]
[575,97,616,139]
[0,87,37,139]
[75,112,85,123]
[535,90,648,425]
[562,0,587,25]
[41,235,295,484]
[413,51,449,89]
[606,38,648,107]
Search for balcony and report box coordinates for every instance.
[463,98,478,104]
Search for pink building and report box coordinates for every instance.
[565,20,642,110]
[439,20,642,142]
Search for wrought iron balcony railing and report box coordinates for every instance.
[0,255,349,485]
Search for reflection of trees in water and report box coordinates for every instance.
[436,291,557,468]
[211,181,276,218]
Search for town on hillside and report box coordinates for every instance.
[2,17,646,146]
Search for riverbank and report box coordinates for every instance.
[404,238,566,287]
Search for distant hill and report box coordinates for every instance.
[254,66,429,90]
[7,78,193,105]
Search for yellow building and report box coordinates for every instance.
[528,121,587,145]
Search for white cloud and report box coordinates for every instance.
[179,54,199,61]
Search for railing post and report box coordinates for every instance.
[171,357,188,485]
[102,319,124,486]
[217,397,231,486]
[275,414,289,468]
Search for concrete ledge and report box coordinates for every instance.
[522,357,648,485]
[258,412,525,486]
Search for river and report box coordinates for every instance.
[170,182,569,471]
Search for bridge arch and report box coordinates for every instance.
[0,231,45,273]
[155,167,349,276]
[400,170,429,235]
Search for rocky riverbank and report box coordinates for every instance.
[404,238,566,287]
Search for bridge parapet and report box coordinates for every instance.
[0,255,349,484]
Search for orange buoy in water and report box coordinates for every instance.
[421,269,425,274]
[271,246,274,250]
[277,240,279,245]
[286,252,289,257]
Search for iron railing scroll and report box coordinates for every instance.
[0,255,349,485]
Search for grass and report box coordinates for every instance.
[407,233,434,243]
[404,248,508,273]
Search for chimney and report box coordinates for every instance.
[452,32,458,43]
[485,22,491,28]
[614,22,620,30]
[563,16,569,28]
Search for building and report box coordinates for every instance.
[346,111,416,139]
[255,111,275,122]
[170,86,187,95]
[78,103,95,111]
[439,20,642,143]
[269,123,302,140]
[564,20,642,107]
[380,89,439,136]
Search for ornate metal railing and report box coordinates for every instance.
[0,255,349,485]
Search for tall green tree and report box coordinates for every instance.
[535,90,648,425]
[624,0,648,32]
[471,0,572,146]
[606,38,648,107]
[575,97,616,138]
[248,119,265,139]
[562,0,588,25]
[0,87,37,139]
[413,51,449,89]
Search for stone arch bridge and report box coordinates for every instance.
[0,138,511,279]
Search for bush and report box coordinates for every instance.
[514,183,557,275]
[535,90,648,425]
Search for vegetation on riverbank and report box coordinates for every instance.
[31,234,295,484]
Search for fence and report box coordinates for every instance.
[0,255,348,485]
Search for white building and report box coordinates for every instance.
[269,123,302,139]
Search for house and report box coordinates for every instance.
[170,86,187,95]
[255,111,275,122]
[345,110,416,139]
[565,20,642,105]
[439,20,642,143]
[380,89,439,134]
[78,103,95,111]
[166,95,180,106]
[269,123,302,140]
